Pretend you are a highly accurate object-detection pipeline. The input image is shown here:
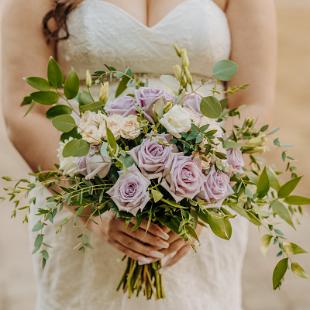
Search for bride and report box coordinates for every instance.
[2,0,276,309]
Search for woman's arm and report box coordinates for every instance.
[2,0,59,171]
[226,0,277,120]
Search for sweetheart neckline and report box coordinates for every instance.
[87,0,217,31]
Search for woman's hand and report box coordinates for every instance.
[161,224,203,267]
[88,212,170,265]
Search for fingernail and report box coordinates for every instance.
[150,251,165,259]
[161,232,170,240]
[138,257,153,265]
[159,241,169,249]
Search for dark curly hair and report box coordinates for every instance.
[42,0,83,59]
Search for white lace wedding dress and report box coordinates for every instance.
[29,0,249,309]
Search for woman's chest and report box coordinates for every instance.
[58,0,231,77]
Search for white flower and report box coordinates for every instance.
[120,115,141,140]
[57,140,80,176]
[106,114,123,139]
[159,105,192,138]
[78,111,106,144]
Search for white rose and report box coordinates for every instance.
[120,115,141,140]
[106,114,123,139]
[78,111,106,144]
[57,140,80,176]
[159,105,192,138]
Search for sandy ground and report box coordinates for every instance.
[0,2,310,310]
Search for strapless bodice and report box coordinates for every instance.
[58,0,231,77]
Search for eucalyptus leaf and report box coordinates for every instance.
[78,91,94,106]
[273,258,288,289]
[46,105,72,119]
[31,91,59,105]
[62,139,90,157]
[200,96,222,119]
[25,77,51,91]
[283,242,307,255]
[291,262,309,279]
[64,69,80,99]
[278,176,302,198]
[52,114,76,133]
[271,200,294,228]
[47,57,64,88]
[256,167,270,198]
[33,234,44,254]
[213,60,238,81]
[284,195,310,205]
[261,234,273,255]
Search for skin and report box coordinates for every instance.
[1,0,276,267]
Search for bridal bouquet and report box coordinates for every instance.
[2,46,310,299]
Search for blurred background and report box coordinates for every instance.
[1,1,310,309]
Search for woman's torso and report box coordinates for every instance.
[30,1,248,309]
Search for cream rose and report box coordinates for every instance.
[120,115,141,140]
[78,111,106,144]
[106,114,123,139]
[159,105,192,138]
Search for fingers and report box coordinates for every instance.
[163,244,191,267]
[121,226,170,249]
[115,232,165,260]
[161,236,187,256]
[111,240,156,265]
[131,219,170,240]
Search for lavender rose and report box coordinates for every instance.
[135,87,174,122]
[105,95,137,116]
[107,165,151,215]
[77,151,111,180]
[199,166,233,207]
[161,155,203,202]
[227,148,244,172]
[129,135,175,179]
[182,93,202,113]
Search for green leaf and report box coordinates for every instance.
[47,57,64,88]
[273,258,288,289]
[151,189,163,203]
[200,210,232,240]
[200,96,222,119]
[62,139,90,157]
[278,176,302,198]
[79,101,105,113]
[60,127,81,142]
[46,105,72,119]
[52,114,76,133]
[25,77,51,91]
[284,195,310,205]
[32,221,44,232]
[267,167,281,191]
[64,69,80,99]
[261,234,273,255]
[31,91,59,105]
[106,123,117,155]
[78,91,94,107]
[21,95,33,106]
[33,234,44,254]
[291,262,309,279]
[283,242,307,255]
[100,142,109,158]
[256,167,270,198]
[213,60,238,81]
[115,74,130,97]
[271,200,294,228]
